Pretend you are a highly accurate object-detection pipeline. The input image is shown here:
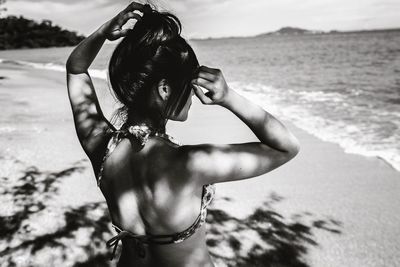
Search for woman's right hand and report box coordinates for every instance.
[98,2,145,41]
[191,66,232,106]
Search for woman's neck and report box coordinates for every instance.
[127,114,167,134]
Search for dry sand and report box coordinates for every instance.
[1,62,399,266]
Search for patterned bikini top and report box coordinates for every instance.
[97,123,216,260]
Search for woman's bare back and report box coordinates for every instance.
[97,136,215,266]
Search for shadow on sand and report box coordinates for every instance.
[0,162,112,266]
[206,193,342,267]
[0,163,341,267]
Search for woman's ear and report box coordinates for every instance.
[157,79,171,101]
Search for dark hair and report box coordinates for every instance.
[108,5,199,129]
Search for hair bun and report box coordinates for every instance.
[142,4,152,15]
[128,7,182,48]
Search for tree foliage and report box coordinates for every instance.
[0,15,86,50]
[0,0,6,16]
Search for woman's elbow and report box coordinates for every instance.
[65,60,74,73]
[287,136,300,159]
[65,58,86,74]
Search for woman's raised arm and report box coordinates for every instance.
[65,2,144,158]
[174,66,300,185]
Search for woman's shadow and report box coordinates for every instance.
[0,162,341,267]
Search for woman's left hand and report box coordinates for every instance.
[98,2,145,41]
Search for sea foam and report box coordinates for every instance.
[0,58,107,80]
[230,81,400,172]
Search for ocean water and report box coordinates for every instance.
[1,31,399,172]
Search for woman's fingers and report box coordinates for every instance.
[192,77,215,92]
[116,28,131,38]
[197,71,216,82]
[192,66,230,105]
[110,12,142,38]
[192,84,213,105]
[119,12,142,26]
[192,77,216,105]
[199,65,220,75]
[123,2,144,13]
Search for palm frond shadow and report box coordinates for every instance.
[0,163,342,267]
[206,193,342,267]
[0,162,112,267]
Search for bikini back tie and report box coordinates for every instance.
[98,123,216,260]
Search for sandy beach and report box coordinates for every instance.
[1,62,400,267]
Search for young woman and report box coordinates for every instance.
[66,2,299,267]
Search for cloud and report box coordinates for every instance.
[9,0,115,4]
[5,0,125,34]
[3,0,400,38]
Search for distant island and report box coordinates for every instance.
[0,15,85,50]
[255,26,400,37]
[257,26,324,36]
[191,26,400,41]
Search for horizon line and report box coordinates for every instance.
[187,26,400,41]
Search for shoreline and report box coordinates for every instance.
[1,58,399,173]
[1,62,400,266]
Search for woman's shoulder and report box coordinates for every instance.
[104,134,181,172]
[101,132,191,186]
[144,136,186,172]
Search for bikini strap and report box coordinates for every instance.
[97,129,126,187]
[106,228,147,260]
[106,183,216,260]
[97,124,181,187]
[107,222,182,260]
[106,214,203,260]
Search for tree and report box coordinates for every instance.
[0,0,7,17]
[0,15,86,50]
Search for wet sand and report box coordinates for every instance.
[1,62,399,267]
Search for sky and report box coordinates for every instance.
[3,0,400,38]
